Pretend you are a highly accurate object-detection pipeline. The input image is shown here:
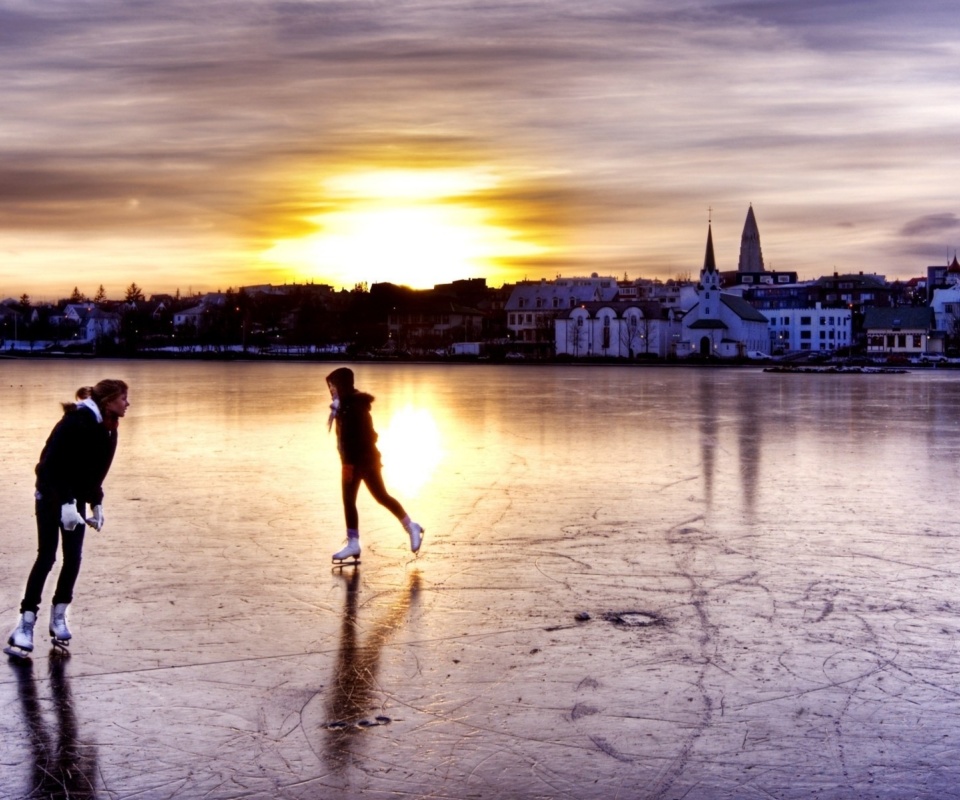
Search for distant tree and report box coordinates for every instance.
[18,293,30,311]
[124,282,145,302]
[69,286,86,303]
[352,282,368,294]
[93,284,107,303]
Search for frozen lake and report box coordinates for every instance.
[2,360,960,799]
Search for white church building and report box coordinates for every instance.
[677,219,770,358]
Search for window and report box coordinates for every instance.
[800,317,812,325]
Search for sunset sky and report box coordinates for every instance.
[2,0,959,301]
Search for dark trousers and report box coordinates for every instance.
[342,463,406,531]
[20,499,86,615]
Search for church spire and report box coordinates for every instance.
[703,222,717,274]
[737,204,765,272]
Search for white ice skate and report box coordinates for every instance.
[4,611,36,659]
[49,603,72,652]
[332,538,361,567]
[405,521,424,554]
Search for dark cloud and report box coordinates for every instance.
[901,213,960,238]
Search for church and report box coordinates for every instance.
[677,211,771,358]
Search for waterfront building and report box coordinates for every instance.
[677,222,770,358]
[763,304,853,354]
[505,274,619,348]
[863,306,941,357]
[554,300,682,359]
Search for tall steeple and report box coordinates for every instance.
[737,205,765,272]
[701,222,720,292]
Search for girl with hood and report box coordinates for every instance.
[6,379,129,657]
[326,367,423,563]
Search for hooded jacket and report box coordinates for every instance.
[35,401,117,506]
[326,368,381,468]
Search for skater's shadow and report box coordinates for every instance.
[8,654,99,799]
[324,568,421,771]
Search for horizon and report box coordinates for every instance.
[3,2,960,301]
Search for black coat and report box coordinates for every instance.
[333,392,381,468]
[35,405,117,507]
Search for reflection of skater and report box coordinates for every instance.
[326,368,423,562]
[6,380,129,656]
[324,569,421,770]
[8,656,98,798]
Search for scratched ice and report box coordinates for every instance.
[2,361,960,799]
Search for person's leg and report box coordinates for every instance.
[334,466,364,561]
[360,464,406,520]
[341,465,362,532]
[362,465,424,553]
[52,502,86,607]
[20,499,64,614]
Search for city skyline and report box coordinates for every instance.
[2,1,960,302]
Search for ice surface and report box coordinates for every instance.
[2,361,960,798]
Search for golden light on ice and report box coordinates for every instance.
[260,168,546,288]
[378,405,443,498]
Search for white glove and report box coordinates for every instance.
[60,502,85,531]
[86,504,104,531]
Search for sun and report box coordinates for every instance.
[260,168,544,289]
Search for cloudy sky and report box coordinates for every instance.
[2,0,959,300]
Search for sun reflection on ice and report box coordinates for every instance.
[378,405,443,498]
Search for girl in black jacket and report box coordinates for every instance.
[326,367,423,563]
[6,379,129,657]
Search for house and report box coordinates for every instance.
[677,222,770,358]
[863,307,941,357]
[554,301,682,358]
[929,255,960,339]
[173,305,208,330]
[505,275,620,346]
[79,308,121,343]
[386,294,485,352]
[60,303,121,343]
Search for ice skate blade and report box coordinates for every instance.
[332,558,361,569]
[50,638,70,655]
[3,645,32,660]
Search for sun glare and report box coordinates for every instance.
[378,405,443,498]
[260,168,544,288]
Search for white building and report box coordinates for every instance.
[764,303,853,353]
[554,301,683,359]
[929,255,960,338]
[677,223,770,358]
[505,275,619,344]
